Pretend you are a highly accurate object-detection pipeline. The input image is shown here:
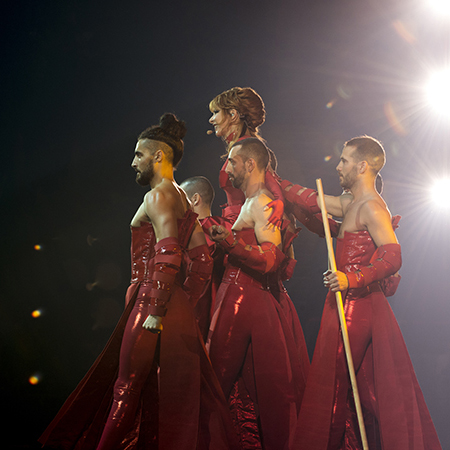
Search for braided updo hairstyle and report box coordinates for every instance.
[138,113,187,168]
[209,87,266,138]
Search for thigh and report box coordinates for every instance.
[345,296,373,372]
[118,295,159,387]
[209,284,254,397]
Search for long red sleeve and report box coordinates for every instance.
[346,243,402,289]
[183,244,214,307]
[218,232,285,274]
[148,237,183,317]
[280,179,340,237]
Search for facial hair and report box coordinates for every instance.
[339,165,358,190]
[136,160,155,186]
[230,170,246,189]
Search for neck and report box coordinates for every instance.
[349,177,376,200]
[150,164,174,189]
[242,173,266,198]
[196,206,212,221]
[224,123,245,145]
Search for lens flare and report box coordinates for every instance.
[429,0,450,16]
[426,69,450,117]
[430,178,450,209]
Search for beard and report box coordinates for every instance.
[230,171,246,189]
[135,161,155,186]
[339,166,358,190]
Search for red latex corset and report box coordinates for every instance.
[130,210,199,283]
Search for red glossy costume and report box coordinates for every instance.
[281,182,442,450]
[39,210,240,450]
[207,227,309,450]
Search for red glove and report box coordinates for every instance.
[346,243,402,289]
[218,232,285,274]
[183,244,214,307]
[264,171,284,227]
[380,274,401,297]
[143,237,182,332]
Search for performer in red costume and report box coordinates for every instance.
[276,136,442,450]
[180,176,224,340]
[39,114,240,450]
[207,138,309,450]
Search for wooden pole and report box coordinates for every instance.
[315,178,369,450]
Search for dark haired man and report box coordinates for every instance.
[207,138,309,450]
[180,176,215,221]
[278,136,441,449]
[39,114,239,450]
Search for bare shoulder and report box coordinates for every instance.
[249,191,273,219]
[360,197,391,227]
[143,186,177,221]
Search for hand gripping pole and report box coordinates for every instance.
[316,178,369,450]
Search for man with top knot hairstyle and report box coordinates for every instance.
[39,114,240,450]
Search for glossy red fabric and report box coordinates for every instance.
[292,230,442,450]
[39,210,240,450]
[209,228,309,450]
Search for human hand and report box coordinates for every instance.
[264,199,283,228]
[143,314,163,333]
[209,225,230,242]
[323,269,349,292]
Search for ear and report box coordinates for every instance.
[246,158,256,173]
[359,160,368,174]
[154,149,163,163]
[191,193,200,206]
[229,109,240,124]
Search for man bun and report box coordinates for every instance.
[138,113,187,168]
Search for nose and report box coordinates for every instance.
[225,161,232,174]
[209,114,215,124]
[131,156,137,168]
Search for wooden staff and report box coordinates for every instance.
[315,178,369,450]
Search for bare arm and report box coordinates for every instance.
[144,190,178,241]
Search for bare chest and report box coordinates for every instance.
[232,201,254,231]
[337,203,366,238]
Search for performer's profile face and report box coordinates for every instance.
[337,145,359,190]
[132,139,156,187]
[209,108,233,138]
[226,146,247,189]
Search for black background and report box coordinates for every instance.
[1,0,449,448]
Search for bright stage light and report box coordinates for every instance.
[426,69,450,117]
[429,0,450,16]
[430,178,450,209]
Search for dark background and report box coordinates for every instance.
[1,0,449,448]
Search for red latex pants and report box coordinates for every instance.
[97,284,158,450]
[328,294,379,450]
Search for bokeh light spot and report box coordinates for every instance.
[31,309,42,318]
[324,155,332,162]
[29,374,41,385]
[34,244,43,251]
